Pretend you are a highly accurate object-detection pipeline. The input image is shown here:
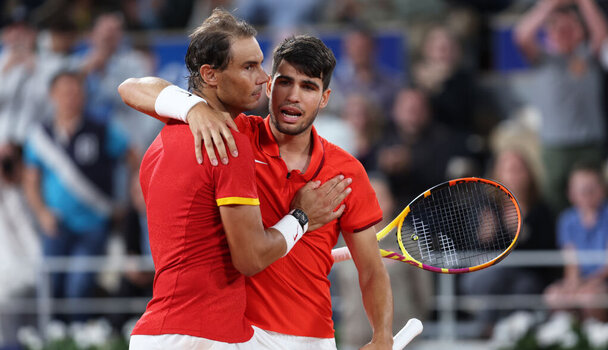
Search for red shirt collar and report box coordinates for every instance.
[259,115,325,181]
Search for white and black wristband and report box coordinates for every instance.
[271,209,309,256]
[154,85,207,122]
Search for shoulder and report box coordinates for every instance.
[321,137,366,176]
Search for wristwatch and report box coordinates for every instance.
[290,209,309,231]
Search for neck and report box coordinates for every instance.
[197,88,241,120]
[270,121,313,172]
[55,112,81,135]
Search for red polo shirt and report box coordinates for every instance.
[236,115,383,338]
[132,121,259,342]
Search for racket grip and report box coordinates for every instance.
[331,247,352,263]
[393,318,423,350]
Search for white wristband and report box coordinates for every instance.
[271,214,305,256]
[154,85,207,122]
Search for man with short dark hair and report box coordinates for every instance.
[120,31,393,349]
[24,70,139,322]
[121,10,349,350]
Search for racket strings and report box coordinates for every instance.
[400,181,519,269]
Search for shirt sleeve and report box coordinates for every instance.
[213,131,259,207]
[338,157,383,233]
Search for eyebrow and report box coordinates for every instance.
[243,60,262,66]
[276,74,320,89]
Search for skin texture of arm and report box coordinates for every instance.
[118,77,172,123]
[576,0,608,53]
[343,226,394,350]
[513,0,559,62]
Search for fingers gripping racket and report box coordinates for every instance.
[333,178,521,273]
[393,318,423,350]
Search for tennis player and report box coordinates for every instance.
[126,10,351,350]
[120,30,393,350]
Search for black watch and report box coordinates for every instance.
[290,209,309,230]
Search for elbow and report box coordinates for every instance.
[232,256,265,277]
[117,78,138,104]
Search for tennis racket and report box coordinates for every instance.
[333,177,521,273]
[393,318,423,350]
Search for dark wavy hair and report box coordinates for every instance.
[271,35,336,91]
[185,8,256,93]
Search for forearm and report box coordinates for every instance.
[514,1,554,59]
[243,228,290,274]
[23,168,48,217]
[577,0,608,51]
[117,77,171,122]
[222,206,305,276]
[359,266,394,344]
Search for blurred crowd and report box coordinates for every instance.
[2,0,608,349]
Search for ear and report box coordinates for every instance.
[265,74,273,98]
[199,64,217,87]
[319,88,331,109]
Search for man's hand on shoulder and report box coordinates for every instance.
[186,103,239,165]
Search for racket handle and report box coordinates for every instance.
[393,318,423,350]
[331,247,352,262]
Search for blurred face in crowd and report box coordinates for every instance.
[568,169,606,212]
[91,13,124,53]
[1,22,36,52]
[545,10,585,54]
[344,31,374,67]
[422,26,460,66]
[50,30,78,54]
[212,36,267,114]
[392,89,430,135]
[267,60,330,136]
[50,74,85,119]
[493,150,534,201]
[341,94,370,132]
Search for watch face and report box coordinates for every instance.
[292,209,308,225]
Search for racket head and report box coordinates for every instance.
[379,177,521,274]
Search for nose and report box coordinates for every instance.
[286,85,301,103]
[256,67,269,85]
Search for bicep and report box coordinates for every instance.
[219,204,264,255]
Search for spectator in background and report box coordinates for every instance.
[22,70,139,322]
[514,0,608,214]
[339,93,386,169]
[0,142,40,348]
[15,16,80,144]
[232,0,322,30]
[544,163,608,321]
[0,13,36,144]
[335,173,432,350]
[330,26,404,114]
[377,88,471,204]
[460,148,557,337]
[412,24,479,136]
[78,12,159,150]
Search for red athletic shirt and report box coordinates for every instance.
[132,121,259,342]
[236,115,383,338]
